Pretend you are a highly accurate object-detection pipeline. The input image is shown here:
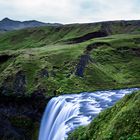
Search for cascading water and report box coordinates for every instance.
[39,88,139,140]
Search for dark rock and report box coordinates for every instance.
[0,114,24,140]
[0,54,13,64]
[0,71,26,96]
[75,54,91,77]
[32,87,46,99]
[50,70,56,77]
[0,94,49,140]
[13,71,26,95]
[39,69,49,78]
[53,90,57,96]
[53,66,60,69]
[0,76,14,96]
[86,42,111,52]
[65,31,108,44]
[130,48,140,56]
[134,38,140,44]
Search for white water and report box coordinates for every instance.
[39,88,139,140]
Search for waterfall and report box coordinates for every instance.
[39,88,139,140]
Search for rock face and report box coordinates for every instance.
[32,87,47,99]
[0,114,24,140]
[1,76,13,96]
[0,69,52,139]
[0,54,13,64]
[65,31,108,44]
[75,42,110,77]
[0,94,50,140]
[13,71,26,95]
[0,71,26,96]
[39,69,49,78]
[75,54,91,77]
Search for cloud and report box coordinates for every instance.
[0,0,139,23]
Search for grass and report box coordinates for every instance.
[0,32,140,95]
[68,90,140,140]
[0,20,140,140]
[0,20,140,51]
[0,21,140,96]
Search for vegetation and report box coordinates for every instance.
[68,90,140,140]
[0,28,140,96]
[0,20,140,139]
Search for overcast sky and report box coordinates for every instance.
[0,0,140,23]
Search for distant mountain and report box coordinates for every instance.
[0,18,62,31]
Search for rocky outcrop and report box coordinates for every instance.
[13,71,26,95]
[75,54,92,77]
[0,75,16,96]
[0,93,51,140]
[39,68,49,78]
[0,71,26,96]
[0,54,13,64]
[65,31,108,44]
[0,67,53,139]
[0,114,25,140]
[32,87,47,98]
[75,42,110,77]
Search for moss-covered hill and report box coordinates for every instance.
[68,90,140,140]
[0,20,140,96]
[0,20,140,139]
[0,20,140,51]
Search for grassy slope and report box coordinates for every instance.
[0,21,140,96]
[0,24,100,51]
[68,90,140,140]
[0,20,140,140]
[0,20,140,51]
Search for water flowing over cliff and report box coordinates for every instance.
[39,88,139,140]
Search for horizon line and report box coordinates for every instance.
[0,17,140,25]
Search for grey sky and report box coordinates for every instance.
[0,0,140,23]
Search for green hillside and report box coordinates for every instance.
[68,90,140,140]
[0,20,140,139]
[0,21,140,96]
[0,20,140,51]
